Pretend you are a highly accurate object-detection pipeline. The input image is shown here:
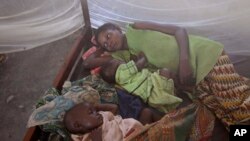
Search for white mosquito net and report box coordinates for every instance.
[1,0,250,55]
[0,0,84,53]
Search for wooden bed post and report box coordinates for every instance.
[23,0,92,141]
[81,0,91,29]
[52,0,92,91]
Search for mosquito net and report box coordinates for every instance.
[0,0,250,55]
[0,0,84,53]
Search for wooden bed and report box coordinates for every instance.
[22,0,249,140]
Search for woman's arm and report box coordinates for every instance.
[83,48,113,69]
[132,22,193,85]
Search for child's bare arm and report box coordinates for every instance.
[94,103,118,115]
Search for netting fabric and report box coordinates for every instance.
[1,0,250,55]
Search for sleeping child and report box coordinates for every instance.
[100,52,183,113]
[63,102,163,141]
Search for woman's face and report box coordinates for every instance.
[75,103,103,134]
[97,29,124,52]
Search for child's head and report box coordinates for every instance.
[100,59,123,84]
[63,102,103,134]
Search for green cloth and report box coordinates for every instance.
[125,25,224,84]
[115,61,183,113]
[111,50,131,62]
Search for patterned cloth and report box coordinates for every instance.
[195,54,250,129]
[27,75,118,141]
[125,103,197,141]
[124,54,250,141]
[62,75,118,104]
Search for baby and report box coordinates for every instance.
[100,52,183,113]
[63,102,162,141]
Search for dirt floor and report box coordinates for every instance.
[0,30,81,141]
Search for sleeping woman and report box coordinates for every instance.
[83,22,250,134]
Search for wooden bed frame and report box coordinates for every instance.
[23,0,250,140]
[23,0,92,140]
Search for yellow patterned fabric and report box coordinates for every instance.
[125,104,197,141]
[195,54,250,129]
[188,101,215,141]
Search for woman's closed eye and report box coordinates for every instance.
[107,33,110,39]
[88,110,92,114]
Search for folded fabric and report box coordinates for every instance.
[27,85,100,127]
[117,88,146,120]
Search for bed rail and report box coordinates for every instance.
[23,0,92,140]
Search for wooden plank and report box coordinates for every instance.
[81,0,91,27]
[52,26,92,91]
[52,34,84,90]
[22,127,40,141]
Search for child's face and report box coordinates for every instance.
[97,29,124,52]
[72,103,103,134]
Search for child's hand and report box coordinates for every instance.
[135,52,147,71]
[100,51,111,57]
[137,52,147,61]
[90,126,102,141]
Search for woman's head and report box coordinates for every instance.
[63,102,103,134]
[95,23,125,52]
[100,59,123,84]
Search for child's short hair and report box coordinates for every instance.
[63,105,82,134]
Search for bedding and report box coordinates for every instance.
[26,51,250,141]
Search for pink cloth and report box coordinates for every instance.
[82,46,101,75]
[71,111,143,141]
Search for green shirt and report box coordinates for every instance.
[116,61,182,113]
[125,25,224,84]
